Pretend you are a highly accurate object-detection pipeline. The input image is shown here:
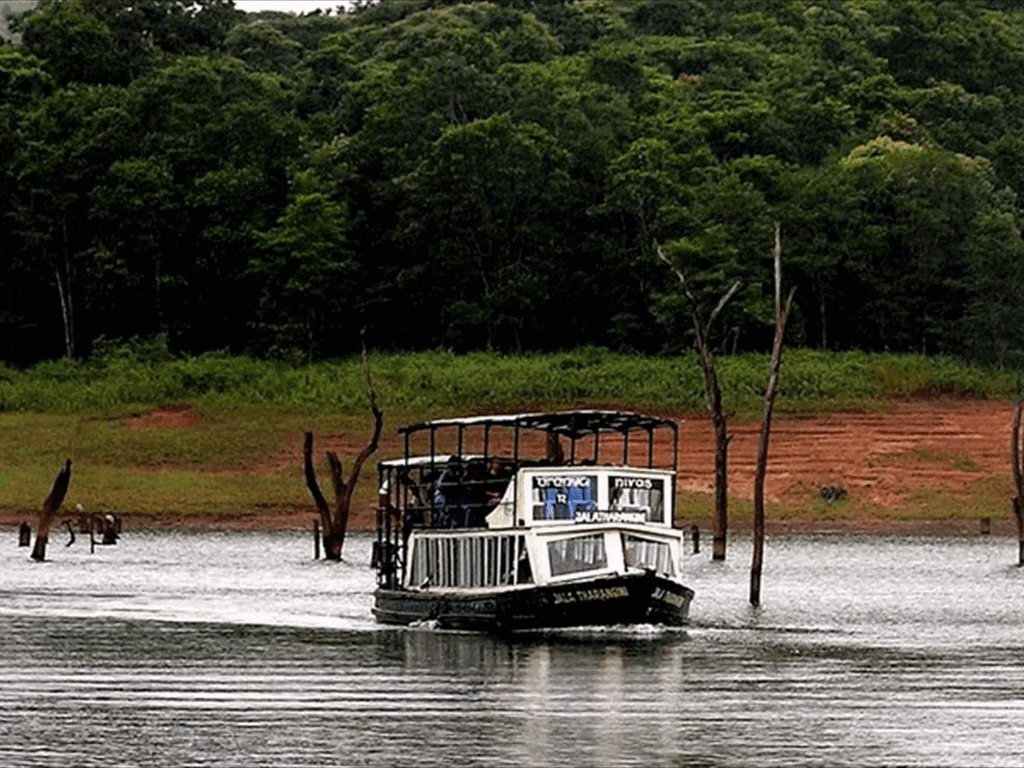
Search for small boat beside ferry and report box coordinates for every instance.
[372,410,694,633]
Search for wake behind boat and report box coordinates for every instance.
[372,410,694,633]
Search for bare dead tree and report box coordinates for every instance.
[304,359,383,561]
[658,243,740,561]
[31,460,73,562]
[1009,389,1024,566]
[751,223,796,606]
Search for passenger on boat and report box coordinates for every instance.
[430,459,476,528]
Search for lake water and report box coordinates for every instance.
[2,529,1024,767]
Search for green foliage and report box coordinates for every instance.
[250,189,354,360]
[20,0,124,85]
[6,0,1024,367]
[0,346,1013,417]
[0,47,52,102]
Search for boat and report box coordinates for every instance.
[371,410,694,633]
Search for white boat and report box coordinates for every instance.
[372,410,694,633]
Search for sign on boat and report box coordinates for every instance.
[372,410,695,633]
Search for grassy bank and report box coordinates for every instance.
[0,346,1014,524]
[0,343,1012,415]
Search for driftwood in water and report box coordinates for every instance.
[31,460,73,561]
[1009,392,1024,566]
[658,243,739,561]
[303,363,383,561]
[750,224,795,606]
[89,512,120,545]
[86,513,120,553]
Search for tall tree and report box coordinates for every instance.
[402,113,572,351]
[250,182,354,360]
[90,158,178,338]
[9,83,137,358]
[19,0,124,86]
[0,49,52,363]
[750,223,794,606]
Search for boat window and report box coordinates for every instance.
[608,475,665,523]
[547,534,607,576]
[623,535,674,577]
[410,533,533,588]
[531,475,598,520]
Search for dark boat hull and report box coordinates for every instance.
[373,572,693,633]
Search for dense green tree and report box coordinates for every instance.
[225,18,304,73]
[399,113,572,351]
[82,0,242,57]
[89,157,179,340]
[0,49,53,363]
[127,57,299,352]
[784,135,1020,359]
[8,83,139,358]
[959,203,1024,367]
[250,180,354,360]
[0,47,52,101]
[19,0,125,85]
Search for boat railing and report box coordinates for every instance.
[406,529,534,590]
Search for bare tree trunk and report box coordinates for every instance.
[54,264,74,359]
[31,460,73,562]
[819,293,827,351]
[751,224,795,605]
[706,362,731,561]
[303,359,383,561]
[1015,496,1024,567]
[154,253,165,335]
[1010,391,1024,566]
[57,214,75,358]
[658,243,739,561]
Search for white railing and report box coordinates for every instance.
[410,532,532,588]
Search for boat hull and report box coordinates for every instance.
[373,572,693,633]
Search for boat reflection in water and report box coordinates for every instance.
[389,626,692,766]
[371,411,694,633]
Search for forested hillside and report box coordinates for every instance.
[4,0,1024,367]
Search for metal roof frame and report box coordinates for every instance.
[397,410,677,441]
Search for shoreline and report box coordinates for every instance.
[1,508,1016,538]
[4,399,1017,541]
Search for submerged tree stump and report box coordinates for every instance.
[31,460,73,562]
[1010,393,1024,566]
[303,359,383,561]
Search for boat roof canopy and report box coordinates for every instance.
[396,410,676,440]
